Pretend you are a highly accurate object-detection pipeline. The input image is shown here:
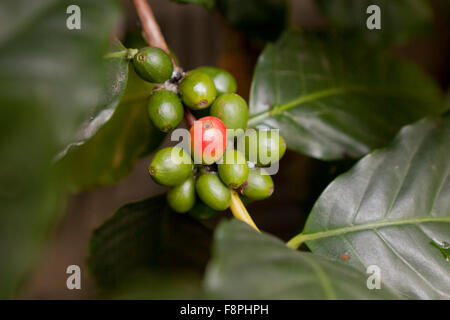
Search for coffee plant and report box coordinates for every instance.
[0,0,448,300]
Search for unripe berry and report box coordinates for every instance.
[196,66,237,95]
[240,168,274,201]
[196,173,231,211]
[179,70,216,110]
[166,176,196,213]
[190,116,227,165]
[189,201,219,220]
[210,93,248,130]
[218,149,249,189]
[245,130,286,166]
[147,89,184,132]
[148,147,193,186]
[133,47,173,83]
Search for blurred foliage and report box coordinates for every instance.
[58,66,165,191]
[170,0,287,41]
[88,195,212,290]
[0,0,119,298]
[248,30,446,160]
[109,272,203,299]
[217,0,287,41]
[315,0,433,47]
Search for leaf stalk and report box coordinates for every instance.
[229,189,260,232]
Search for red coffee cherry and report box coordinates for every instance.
[190,116,227,164]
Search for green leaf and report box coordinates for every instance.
[108,272,203,299]
[291,115,450,299]
[171,0,216,11]
[0,0,119,298]
[217,0,287,41]
[248,31,446,160]
[315,0,433,46]
[205,220,398,299]
[88,195,213,289]
[58,67,165,191]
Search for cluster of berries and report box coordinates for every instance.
[131,46,286,219]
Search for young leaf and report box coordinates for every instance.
[88,195,212,289]
[58,68,165,191]
[248,31,446,160]
[291,115,450,299]
[315,0,433,46]
[0,0,119,298]
[205,219,399,299]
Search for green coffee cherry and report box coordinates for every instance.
[196,66,237,95]
[148,147,193,186]
[133,47,173,83]
[167,176,196,213]
[210,93,248,130]
[196,173,231,211]
[179,70,216,110]
[240,168,274,201]
[189,201,218,220]
[218,149,248,189]
[147,89,184,132]
[245,130,286,166]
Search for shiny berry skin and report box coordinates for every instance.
[196,66,237,95]
[240,168,274,201]
[166,176,196,213]
[133,47,173,83]
[189,201,218,220]
[190,116,227,165]
[245,130,286,166]
[210,93,248,130]
[218,149,249,189]
[147,89,184,132]
[148,147,193,186]
[179,70,217,110]
[195,173,231,211]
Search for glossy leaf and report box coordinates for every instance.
[0,0,119,298]
[293,115,450,299]
[248,31,446,160]
[205,220,398,299]
[315,0,433,46]
[88,195,212,289]
[58,68,165,191]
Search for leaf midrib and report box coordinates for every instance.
[287,216,450,249]
[247,84,440,127]
[248,87,358,126]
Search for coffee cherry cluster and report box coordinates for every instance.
[131,46,287,219]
